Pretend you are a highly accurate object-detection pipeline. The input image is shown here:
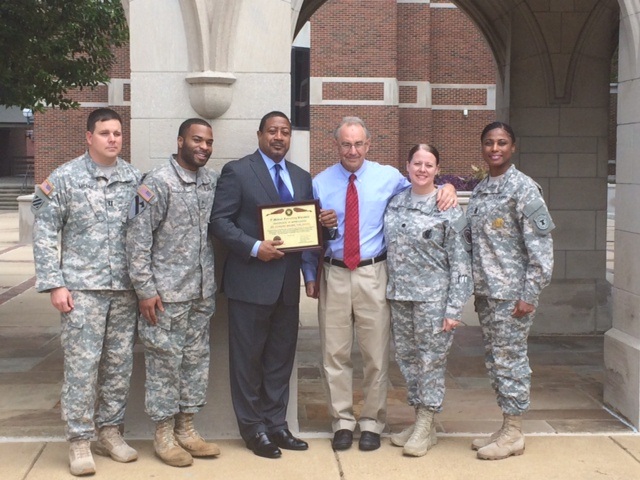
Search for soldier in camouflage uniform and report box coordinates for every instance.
[126,118,220,467]
[384,144,472,457]
[31,108,140,476]
[467,122,554,460]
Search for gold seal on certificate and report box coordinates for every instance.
[258,200,322,252]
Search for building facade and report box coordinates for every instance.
[308,0,496,177]
[25,0,640,431]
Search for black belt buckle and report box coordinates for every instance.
[324,252,386,269]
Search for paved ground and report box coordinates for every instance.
[1,209,639,479]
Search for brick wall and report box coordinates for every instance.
[33,44,131,184]
[31,3,617,184]
[311,0,399,176]
[310,0,497,179]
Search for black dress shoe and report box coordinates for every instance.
[246,432,282,459]
[359,431,381,451]
[332,429,353,451]
[270,429,309,450]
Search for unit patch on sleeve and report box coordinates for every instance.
[31,178,55,213]
[128,184,157,219]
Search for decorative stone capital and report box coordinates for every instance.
[179,0,242,119]
[185,71,237,119]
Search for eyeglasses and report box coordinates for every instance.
[339,142,367,152]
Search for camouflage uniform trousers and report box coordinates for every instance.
[390,299,453,412]
[60,290,137,441]
[475,296,533,415]
[139,295,215,422]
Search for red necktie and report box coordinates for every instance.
[343,174,360,270]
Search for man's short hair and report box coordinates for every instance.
[334,116,370,140]
[87,108,122,133]
[178,118,212,138]
[258,111,290,132]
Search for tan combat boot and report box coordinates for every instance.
[390,405,418,447]
[390,424,414,447]
[476,414,525,460]
[154,417,193,467]
[403,406,438,457]
[94,425,138,462]
[174,412,221,457]
[471,424,503,451]
[69,439,96,476]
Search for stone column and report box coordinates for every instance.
[503,1,618,334]
[604,0,640,429]
[127,0,299,438]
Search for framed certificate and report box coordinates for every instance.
[258,200,322,252]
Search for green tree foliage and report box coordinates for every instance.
[0,0,128,111]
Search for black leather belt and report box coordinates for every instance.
[324,252,387,269]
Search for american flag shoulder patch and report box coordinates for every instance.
[39,178,54,197]
[137,184,155,203]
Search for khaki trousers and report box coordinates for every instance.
[318,260,390,434]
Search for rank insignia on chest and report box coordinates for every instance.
[422,230,431,239]
[492,218,504,229]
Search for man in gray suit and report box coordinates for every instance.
[210,111,335,459]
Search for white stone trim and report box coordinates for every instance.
[395,0,458,7]
[429,83,496,110]
[77,79,131,108]
[429,2,457,8]
[310,77,398,106]
[78,102,110,108]
[108,79,131,106]
[312,78,496,110]
[398,81,430,108]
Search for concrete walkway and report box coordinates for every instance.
[3,436,640,480]
[1,210,640,479]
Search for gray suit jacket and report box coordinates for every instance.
[210,150,314,306]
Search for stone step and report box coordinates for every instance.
[0,190,23,210]
[0,182,32,209]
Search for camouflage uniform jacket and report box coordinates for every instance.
[126,155,218,302]
[32,153,140,292]
[467,164,554,306]
[384,190,473,320]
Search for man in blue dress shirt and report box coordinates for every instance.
[303,116,457,452]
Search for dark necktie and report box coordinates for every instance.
[343,173,360,270]
[274,163,293,202]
